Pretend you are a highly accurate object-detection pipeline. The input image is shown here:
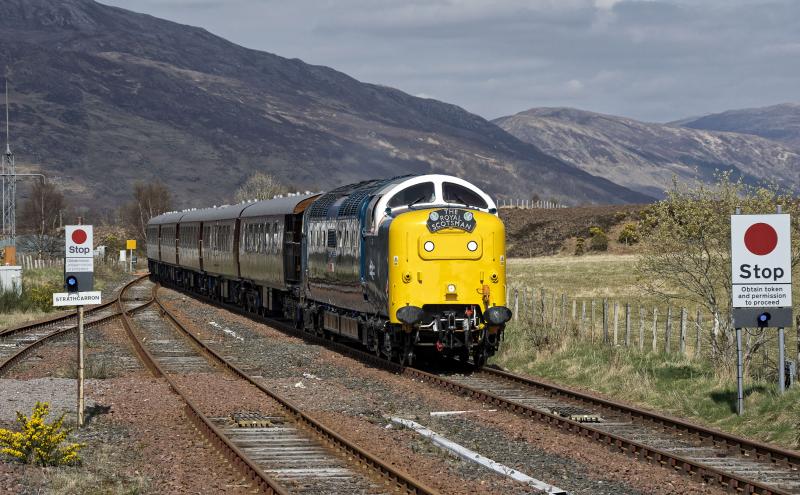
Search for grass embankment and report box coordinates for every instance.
[1,262,128,330]
[494,255,800,449]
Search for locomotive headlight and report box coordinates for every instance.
[424,241,435,252]
[447,283,457,293]
[467,240,478,252]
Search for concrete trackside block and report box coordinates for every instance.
[390,417,570,495]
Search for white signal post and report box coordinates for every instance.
[730,209,793,415]
[59,225,98,428]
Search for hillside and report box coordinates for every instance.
[0,0,649,211]
[673,103,800,149]
[494,107,800,198]
[500,204,643,258]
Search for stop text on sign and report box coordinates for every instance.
[731,214,792,308]
[65,226,94,259]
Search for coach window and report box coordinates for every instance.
[443,182,488,209]
[387,182,435,208]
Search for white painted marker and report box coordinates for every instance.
[390,417,570,495]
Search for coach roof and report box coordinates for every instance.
[240,193,320,218]
[179,203,250,223]
[147,211,187,225]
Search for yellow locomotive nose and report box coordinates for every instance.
[387,208,507,321]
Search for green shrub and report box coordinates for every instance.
[617,223,640,245]
[0,402,83,466]
[574,237,585,256]
[588,227,608,251]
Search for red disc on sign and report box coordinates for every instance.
[72,229,87,244]
[744,223,778,255]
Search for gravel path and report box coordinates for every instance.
[161,288,726,495]
[0,377,95,423]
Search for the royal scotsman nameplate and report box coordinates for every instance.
[427,209,477,233]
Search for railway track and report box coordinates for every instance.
[412,367,800,495]
[0,274,150,375]
[120,282,437,495]
[157,284,800,495]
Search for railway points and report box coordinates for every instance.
[156,279,799,495]
[119,282,438,495]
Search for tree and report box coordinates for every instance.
[18,180,65,257]
[234,172,288,203]
[121,181,172,240]
[637,173,800,374]
[617,223,640,245]
[588,227,608,251]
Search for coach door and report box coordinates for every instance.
[283,213,303,283]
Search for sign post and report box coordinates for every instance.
[126,239,136,273]
[55,225,99,428]
[731,209,793,413]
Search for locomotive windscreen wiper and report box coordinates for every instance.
[407,195,426,210]
[451,193,473,209]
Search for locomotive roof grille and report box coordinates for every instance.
[309,174,414,219]
[337,175,411,217]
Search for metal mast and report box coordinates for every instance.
[1,77,15,246]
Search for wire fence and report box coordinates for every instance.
[505,285,799,374]
[497,199,567,209]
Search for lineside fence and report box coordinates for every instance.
[497,199,568,209]
[16,255,126,271]
[17,255,63,269]
[504,286,799,367]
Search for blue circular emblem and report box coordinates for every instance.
[429,211,440,221]
[463,211,473,221]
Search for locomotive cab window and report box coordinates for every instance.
[387,182,435,208]
[443,182,487,209]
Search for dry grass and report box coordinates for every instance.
[35,442,148,495]
[498,254,800,449]
[2,310,63,329]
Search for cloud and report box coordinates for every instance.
[99,0,800,122]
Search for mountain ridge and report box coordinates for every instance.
[671,102,800,149]
[494,107,800,197]
[0,0,650,212]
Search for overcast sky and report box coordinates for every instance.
[101,0,799,123]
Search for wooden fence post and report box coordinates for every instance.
[625,303,631,347]
[695,309,702,358]
[561,294,567,332]
[521,288,526,321]
[639,306,645,351]
[531,287,537,324]
[679,307,687,356]
[652,308,658,352]
[581,300,587,336]
[612,302,619,346]
[665,306,673,353]
[540,288,546,326]
[590,300,596,343]
[603,299,609,344]
[572,299,577,322]
[552,295,558,327]
[513,288,519,322]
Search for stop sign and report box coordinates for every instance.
[731,214,791,309]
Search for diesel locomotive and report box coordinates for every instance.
[146,174,511,366]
